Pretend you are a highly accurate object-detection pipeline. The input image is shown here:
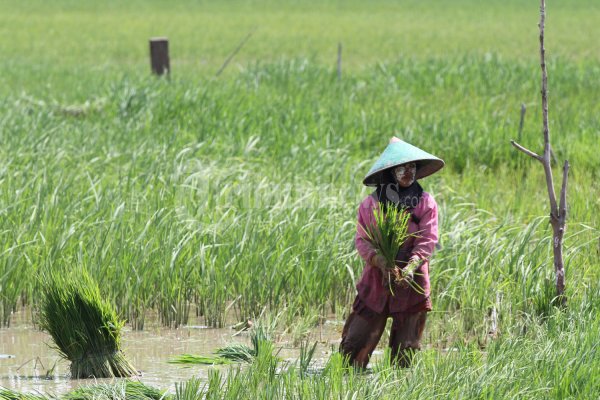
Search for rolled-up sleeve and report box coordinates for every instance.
[355,198,377,263]
[411,193,439,260]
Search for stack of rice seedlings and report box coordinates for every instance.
[0,387,51,400]
[215,343,255,363]
[168,354,232,365]
[39,270,137,379]
[63,380,166,400]
[169,342,256,366]
[216,318,275,362]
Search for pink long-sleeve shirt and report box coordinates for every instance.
[354,191,439,313]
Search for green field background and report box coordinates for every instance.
[1,0,600,94]
[1,1,599,398]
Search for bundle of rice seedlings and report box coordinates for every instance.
[362,205,424,294]
[38,270,138,379]
[215,319,274,362]
[169,343,256,366]
[168,354,232,365]
[0,387,51,400]
[64,380,166,400]
[170,319,274,365]
[215,343,255,363]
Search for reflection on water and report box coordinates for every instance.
[0,309,343,395]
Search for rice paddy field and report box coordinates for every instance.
[1,0,599,398]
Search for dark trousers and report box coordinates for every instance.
[339,303,427,369]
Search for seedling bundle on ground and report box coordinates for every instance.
[170,320,273,365]
[39,271,137,379]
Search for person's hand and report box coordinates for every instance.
[370,254,395,288]
[370,254,390,270]
[405,255,422,275]
[396,256,421,287]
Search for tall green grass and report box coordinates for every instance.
[1,59,597,331]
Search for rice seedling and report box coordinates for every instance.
[174,377,204,400]
[297,341,318,377]
[38,270,138,379]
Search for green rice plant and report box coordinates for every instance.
[297,341,318,378]
[531,276,559,319]
[203,369,225,400]
[174,377,203,400]
[38,270,137,379]
[1,57,597,333]
[170,306,599,399]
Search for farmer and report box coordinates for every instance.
[340,137,444,368]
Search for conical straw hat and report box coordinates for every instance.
[363,137,445,186]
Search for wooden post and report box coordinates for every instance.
[337,42,342,80]
[518,103,526,142]
[149,38,170,76]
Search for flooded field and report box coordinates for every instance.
[0,309,344,395]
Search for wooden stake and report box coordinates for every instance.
[149,38,170,76]
[518,103,526,142]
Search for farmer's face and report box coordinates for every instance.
[393,162,417,188]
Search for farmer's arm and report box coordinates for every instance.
[355,199,378,264]
[411,193,439,260]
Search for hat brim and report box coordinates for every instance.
[363,158,445,186]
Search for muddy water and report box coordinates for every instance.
[0,309,344,395]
